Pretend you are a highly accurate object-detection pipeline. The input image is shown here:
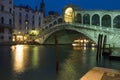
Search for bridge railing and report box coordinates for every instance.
[42,16,62,29]
[39,18,120,38]
[40,22,120,37]
[69,23,120,33]
[39,24,64,36]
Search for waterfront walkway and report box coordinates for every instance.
[80,67,120,80]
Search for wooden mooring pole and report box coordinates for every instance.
[96,34,103,61]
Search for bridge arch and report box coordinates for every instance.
[58,18,63,23]
[53,21,57,25]
[75,13,82,23]
[83,14,90,25]
[92,14,100,26]
[113,15,120,28]
[102,14,111,27]
[49,24,52,27]
[41,24,97,44]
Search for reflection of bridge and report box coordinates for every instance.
[36,5,120,48]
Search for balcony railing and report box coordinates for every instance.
[0,23,14,29]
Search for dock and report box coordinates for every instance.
[80,67,120,80]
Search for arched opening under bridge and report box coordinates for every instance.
[43,30,96,47]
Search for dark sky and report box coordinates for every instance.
[14,0,120,15]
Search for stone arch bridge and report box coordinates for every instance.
[35,5,120,48]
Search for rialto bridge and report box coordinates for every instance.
[35,5,120,48]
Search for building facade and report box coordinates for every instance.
[0,0,13,42]
[0,0,45,43]
[13,5,43,42]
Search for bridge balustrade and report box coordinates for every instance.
[36,16,120,46]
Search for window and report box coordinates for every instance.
[32,21,34,26]
[1,5,4,11]
[102,15,111,27]
[92,14,100,26]
[26,14,28,19]
[9,8,12,13]
[83,14,90,24]
[9,19,12,25]
[113,15,120,28]
[25,20,29,25]
[0,36,4,40]
[19,12,22,18]
[1,17,4,24]
[0,28,4,33]
[25,20,29,30]
[39,22,40,26]
[32,15,34,20]
[9,1,12,4]
[9,36,12,40]
[19,19,22,24]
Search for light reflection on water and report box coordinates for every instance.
[11,45,29,73]
[31,46,40,69]
[0,45,120,80]
[11,45,41,74]
[57,46,97,80]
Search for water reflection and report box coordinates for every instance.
[57,46,97,80]
[32,46,40,68]
[11,45,29,73]
[0,45,119,80]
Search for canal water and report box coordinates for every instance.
[0,45,120,80]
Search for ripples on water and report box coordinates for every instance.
[0,45,120,80]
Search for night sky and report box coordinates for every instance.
[14,0,120,15]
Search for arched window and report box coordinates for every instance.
[102,15,111,27]
[75,13,82,23]
[83,14,90,25]
[49,24,52,27]
[113,15,120,28]
[92,14,100,26]
[64,7,73,23]
[53,21,57,25]
[58,18,63,23]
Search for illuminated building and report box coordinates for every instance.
[12,1,45,42]
[0,0,44,43]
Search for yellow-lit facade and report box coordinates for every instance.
[64,7,74,23]
[12,29,40,43]
[12,33,29,43]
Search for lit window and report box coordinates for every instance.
[25,20,29,30]
[25,20,29,25]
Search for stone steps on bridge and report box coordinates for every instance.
[80,67,120,80]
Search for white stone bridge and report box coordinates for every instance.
[35,5,120,48]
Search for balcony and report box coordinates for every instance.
[0,23,14,29]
